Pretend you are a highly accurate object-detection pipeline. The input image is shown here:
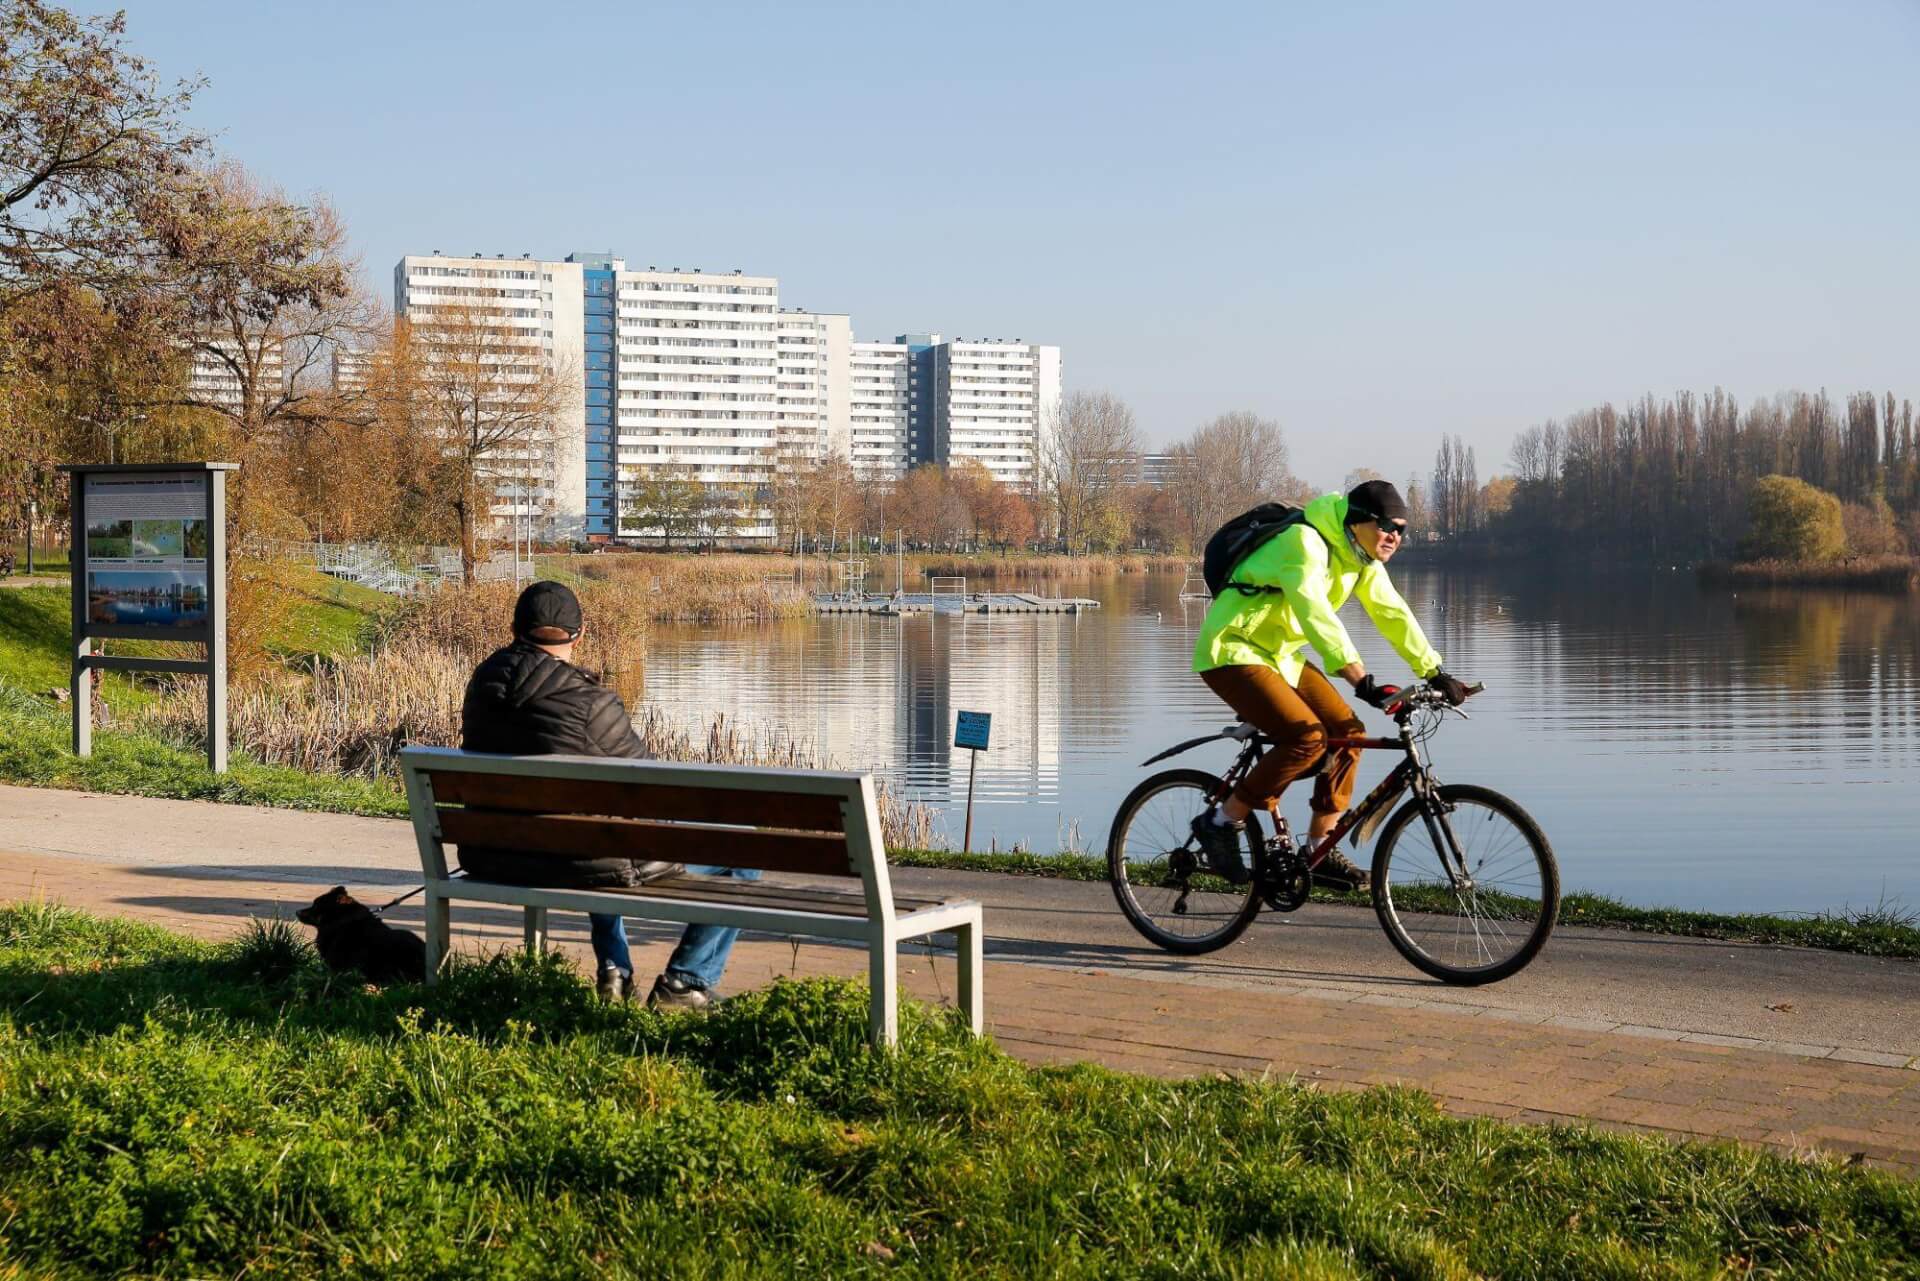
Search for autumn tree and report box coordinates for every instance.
[1742,475,1844,561]
[0,1,205,304]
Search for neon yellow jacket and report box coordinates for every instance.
[1192,492,1443,686]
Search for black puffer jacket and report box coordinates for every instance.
[457,641,667,888]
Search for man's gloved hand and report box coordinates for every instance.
[1429,669,1472,706]
[1354,674,1401,711]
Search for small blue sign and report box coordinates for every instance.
[954,710,991,751]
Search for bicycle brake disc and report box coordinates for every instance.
[1260,843,1311,912]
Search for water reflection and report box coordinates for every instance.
[639,571,1920,913]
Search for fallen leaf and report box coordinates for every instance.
[864,1241,895,1261]
[1765,1002,1796,1014]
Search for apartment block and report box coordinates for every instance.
[396,247,1059,541]
[188,340,285,412]
[777,308,852,462]
[932,339,1061,488]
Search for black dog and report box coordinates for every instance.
[295,886,428,985]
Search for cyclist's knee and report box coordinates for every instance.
[1289,722,1327,762]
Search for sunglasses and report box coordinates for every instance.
[1380,521,1408,539]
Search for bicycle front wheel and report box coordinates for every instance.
[1108,768,1263,955]
[1371,783,1559,985]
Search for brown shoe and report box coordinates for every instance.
[1314,847,1371,893]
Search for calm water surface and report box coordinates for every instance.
[639,570,1920,915]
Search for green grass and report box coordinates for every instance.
[0,680,406,816]
[0,904,1913,1279]
[272,570,393,660]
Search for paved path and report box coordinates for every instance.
[3,783,1917,1173]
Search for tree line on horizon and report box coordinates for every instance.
[1423,388,1920,564]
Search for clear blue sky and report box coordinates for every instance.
[127,0,1918,488]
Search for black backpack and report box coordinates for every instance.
[1201,503,1311,596]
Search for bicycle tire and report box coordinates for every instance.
[1108,768,1264,955]
[1370,783,1559,985]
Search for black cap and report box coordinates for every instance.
[512,580,583,643]
[1345,479,1408,526]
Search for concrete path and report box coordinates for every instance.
[3,783,1917,1173]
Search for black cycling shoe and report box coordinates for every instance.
[1189,813,1251,885]
[1313,847,1372,894]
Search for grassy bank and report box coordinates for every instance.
[1,904,1913,1279]
[1698,556,1918,591]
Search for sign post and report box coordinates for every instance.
[62,463,236,773]
[954,710,991,852]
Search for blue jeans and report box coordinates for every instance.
[587,864,762,989]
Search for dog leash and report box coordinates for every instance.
[369,872,463,917]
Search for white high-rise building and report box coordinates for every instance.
[776,308,851,461]
[187,340,285,412]
[330,346,373,392]
[394,252,585,539]
[848,340,912,478]
[933,339,1062,488]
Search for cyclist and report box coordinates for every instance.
[1190,479,1471,890]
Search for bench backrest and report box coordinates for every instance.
[398,747,896,922]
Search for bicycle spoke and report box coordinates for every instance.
[1377,790,1553,980]
[1111,774,1260,950]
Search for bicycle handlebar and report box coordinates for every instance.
[1387,679,1485,717]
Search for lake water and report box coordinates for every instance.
[638,570,1920,915]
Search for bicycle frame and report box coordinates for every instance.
[1208,724,1471,886]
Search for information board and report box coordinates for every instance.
[63,462,234,772]
[954,710,992,751]
[81,471,212,632]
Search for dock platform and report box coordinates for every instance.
[813,591,1099,615]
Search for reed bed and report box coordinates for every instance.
[547,553,813,622]
[1700,555,1917,591]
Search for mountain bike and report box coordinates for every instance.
[1107,682,1559,984]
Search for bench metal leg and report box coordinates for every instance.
[954,915,984,1037]
[869,932,898,1049]
[424,890,450,984]
[523,906,548,955]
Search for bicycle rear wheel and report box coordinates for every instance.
[1108,768,1263,955]
[1371,783,1559,985]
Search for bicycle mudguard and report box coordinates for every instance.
[1350,775,1412,848]
[1140,733,1233,767]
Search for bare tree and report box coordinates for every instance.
[1174,410,1306,541]
[1039,390,1141,552]
[401,304,571,581]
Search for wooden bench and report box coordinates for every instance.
[398,746,984,1046]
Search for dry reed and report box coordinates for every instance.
[1701,555,1917,591]
[143,637,939,848]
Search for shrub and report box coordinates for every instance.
[1740,475,1845,561]
[1841,496,1906,556]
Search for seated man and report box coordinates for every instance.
[459,580,757,1008]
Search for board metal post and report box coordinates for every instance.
[954,710,992,852]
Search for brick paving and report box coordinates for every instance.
[5,849,1918,1175]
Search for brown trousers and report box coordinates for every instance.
[1200,663,1365,815]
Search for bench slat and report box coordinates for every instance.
[426,770,846,833]
[440,809,856,877]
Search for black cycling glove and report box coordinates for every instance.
[1354,675,1401,710]
[1429,670,1472,706]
